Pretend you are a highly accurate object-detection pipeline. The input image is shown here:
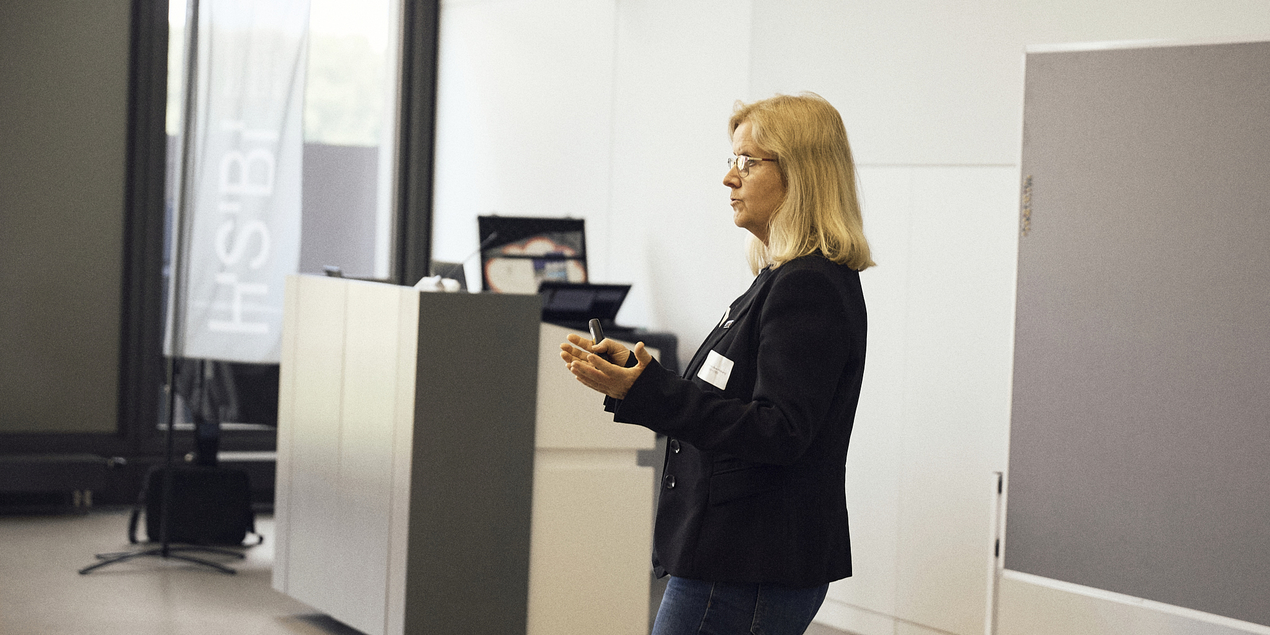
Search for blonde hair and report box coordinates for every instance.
[729,93,875,273]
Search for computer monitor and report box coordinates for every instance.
[429,260,468,292]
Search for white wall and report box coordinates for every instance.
[431,2,1270,634]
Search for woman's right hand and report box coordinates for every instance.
[561,332,630,367]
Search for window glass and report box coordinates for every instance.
[161,0,401,430]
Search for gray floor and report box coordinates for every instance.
[0,507,852,635]
[1,508,360,635]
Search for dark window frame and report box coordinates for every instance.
[0,0,440,465]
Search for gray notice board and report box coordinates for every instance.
[1007,40,1270,626]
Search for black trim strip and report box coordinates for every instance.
[117,0,170,453]
[395,0,441,285]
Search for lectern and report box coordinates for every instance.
[274,275,656,635]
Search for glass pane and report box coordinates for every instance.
[301,0,401,280]
[160,0,401,435]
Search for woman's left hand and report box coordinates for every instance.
[560,338,653,400]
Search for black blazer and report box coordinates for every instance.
[609,253,867,587]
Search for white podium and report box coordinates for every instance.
[528,322,656,635]
[273,275,655,635]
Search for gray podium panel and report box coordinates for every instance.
[276,277,540,635]
[404,292,541,634]
[1007,41,1270,626]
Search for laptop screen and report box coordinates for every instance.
[538,281,630,326]
[478,216,587,293]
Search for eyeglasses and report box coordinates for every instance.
[727,154,778,176]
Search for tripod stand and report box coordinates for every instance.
[79,361,245,576]
[78,0,240,576]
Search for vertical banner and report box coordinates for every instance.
[172,0,309,363]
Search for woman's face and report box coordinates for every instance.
[725,120,786,245]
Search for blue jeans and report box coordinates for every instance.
[651,576,830,635]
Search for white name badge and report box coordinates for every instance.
[697,350,734,390]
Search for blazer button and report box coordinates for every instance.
[663,474,676,490]
[669,439,681,453]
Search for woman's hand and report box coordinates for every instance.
[562,332,630,367]
[559,334,653,400]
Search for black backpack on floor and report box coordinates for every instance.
[128,465,263,547]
